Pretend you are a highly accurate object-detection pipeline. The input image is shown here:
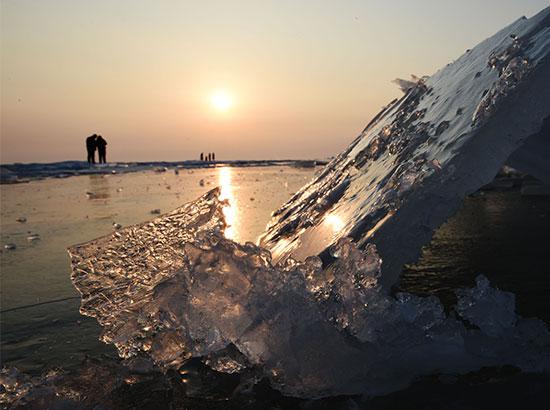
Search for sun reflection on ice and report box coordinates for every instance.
[218,167,237,239]
[324,212,345,234]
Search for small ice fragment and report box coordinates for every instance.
[392,74,428,93]
[116,188,123,193]
[113,222,122,230]
[86,192,95,199]
[4,243,16,250]
[16,217,27,223]
[111,170,117,174]
[26,234,40,241]
[455,275,516,337]
[150,209,161,215]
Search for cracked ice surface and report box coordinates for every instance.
[69,189,550,398]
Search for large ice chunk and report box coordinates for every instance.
[259,8,550,289]
[67,7,550,399]
[69,189,550,398]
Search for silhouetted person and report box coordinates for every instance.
[212,152,216,161]
[96,135,108,164]
[200,152,204,161]
[86,134,97,164]
[208,153,212,161]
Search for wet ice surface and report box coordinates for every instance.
[0,166,316,372]
[3,358,550,409]
[65,189,550,399]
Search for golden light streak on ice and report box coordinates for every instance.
[218,167,236,239]
[364,211,395,239]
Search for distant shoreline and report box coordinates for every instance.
[0,159,328,184]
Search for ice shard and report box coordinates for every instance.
[259,7,550,289]
[69,188,550,398]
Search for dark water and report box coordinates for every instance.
[0,300,116,374]
[398,189,550,323]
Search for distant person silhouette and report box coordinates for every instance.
[86,134,97,164]
[212,152,216,161]
[200,152,204,161]
[96,135,108,164]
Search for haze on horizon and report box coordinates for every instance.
[1,0,548,164]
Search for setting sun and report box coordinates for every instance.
[210,90,233,112]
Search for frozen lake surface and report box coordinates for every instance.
[0,166,318,372]
[2,166,549,376]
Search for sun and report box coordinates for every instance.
[210,90,233,112]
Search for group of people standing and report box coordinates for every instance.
[200,152,216,162]
[86,135,218,165]
[86,134,108,164]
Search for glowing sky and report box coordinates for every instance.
[1,0,548,163]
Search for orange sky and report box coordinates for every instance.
[1,0,548,163]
